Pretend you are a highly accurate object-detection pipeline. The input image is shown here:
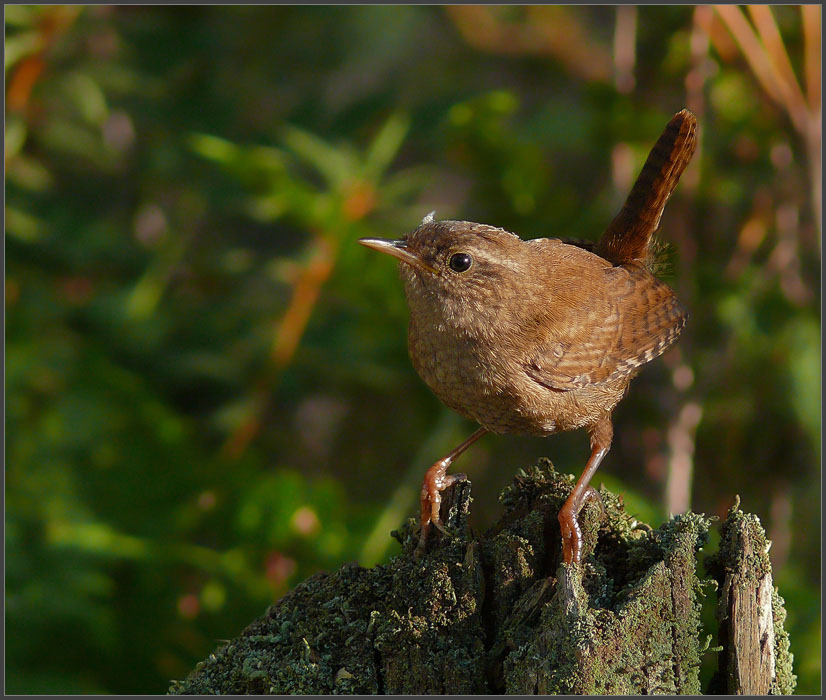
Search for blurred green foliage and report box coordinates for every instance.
[5,5,820,693]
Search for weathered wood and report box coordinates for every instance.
[168,461,795,695]
[706,497,797,695]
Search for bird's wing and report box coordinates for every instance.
[523,263,687,391]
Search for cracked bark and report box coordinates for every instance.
[168,461,796,695]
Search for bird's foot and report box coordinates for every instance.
[559,503,583,565]
[415,470,468,557]
[559,487,606,564]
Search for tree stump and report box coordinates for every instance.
[706,497,796,695]
[168,460,796,695]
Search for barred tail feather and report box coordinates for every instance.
[597,109,697,266]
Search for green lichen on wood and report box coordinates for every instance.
[168,565,388,694]
[489,462,711,694]
[169,461,794,695]
[170,479,487,695]
[770,587,796,695]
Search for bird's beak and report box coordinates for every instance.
[358,238,438,274]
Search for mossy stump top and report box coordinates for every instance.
[169,460,795,695]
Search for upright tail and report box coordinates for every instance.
[597,109,697,266]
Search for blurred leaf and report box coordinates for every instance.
[4,4,37,28]
[62,71,109,126]
[5,205,46,241]
[280,123,354,188]
[363,111,410,181]
[781,316,821,452]
[5,114,27,159]
[4,30,41,73]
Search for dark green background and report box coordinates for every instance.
[5,5,820,693]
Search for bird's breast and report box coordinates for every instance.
[406,311,624,436]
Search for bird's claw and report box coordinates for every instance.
[415,471,469,557]
[431,518,449,535]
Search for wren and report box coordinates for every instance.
[359,110,697,563]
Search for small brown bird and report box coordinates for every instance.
[359,110,697,563]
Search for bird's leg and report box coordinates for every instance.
[558,415,613,564]
[417,426,488,554]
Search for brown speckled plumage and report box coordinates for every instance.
[359,110,697,563]
[402,224,687,436]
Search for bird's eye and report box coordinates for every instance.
[448,252,473,273]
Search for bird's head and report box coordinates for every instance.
[359,213,528,326]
